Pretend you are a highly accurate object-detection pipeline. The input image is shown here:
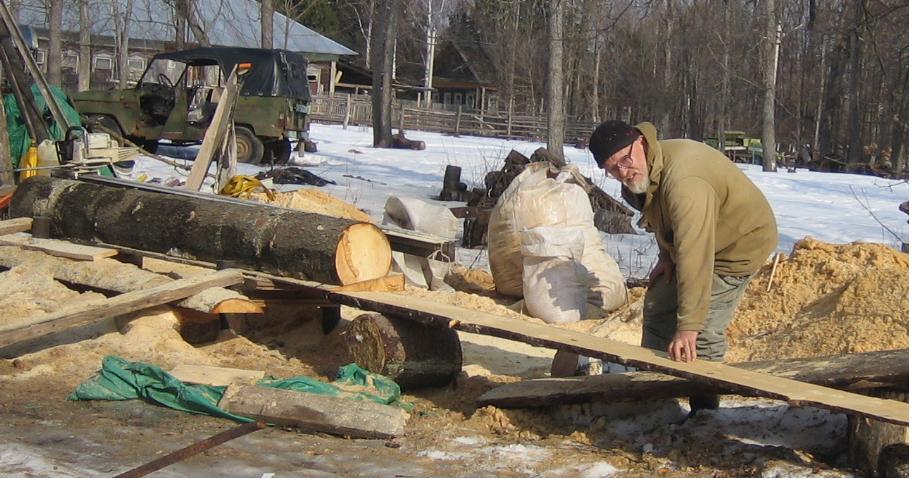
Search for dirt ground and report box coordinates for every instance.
[0,237,906,476]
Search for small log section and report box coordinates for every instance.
[218,383,409,439]
[0,245,258,314]
[323,290,908,426]
[341,313,462,389]
[10,176,391,285]
[478,349,910,408]
[0,269,243,356]
[0,217,32,235]
[848,389,909,477]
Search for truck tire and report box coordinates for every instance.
[235,126,264,164]
[270,139,292,164]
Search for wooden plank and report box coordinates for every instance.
[0,217,31,235]
[0,245,256,314]
[218,383,408,439]
[0,269,244,354]
[324,291,909,426]
[478,349,910,408]
[185,66,241,191]
[169,365,265,387]
[0,232,118,260]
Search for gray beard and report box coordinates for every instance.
[625,176,649,194]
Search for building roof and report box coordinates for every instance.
[16,0,356,57]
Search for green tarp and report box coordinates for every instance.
[70,356,411,423]
[4,84,82,167]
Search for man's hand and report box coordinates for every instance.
[648,252,675,287]
[668,330,699,362]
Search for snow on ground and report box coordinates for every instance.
[138,122,910,279]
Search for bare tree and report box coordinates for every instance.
[112,0,135,89]
[371,0,397,147]
[844,0,864,170]
[546,0,564,161]
[761,0,779,172]
[261,0,273,49]
[47,0,62,86]
[174,0,187,49]
[78,0,91,91]
[413,0,451,107]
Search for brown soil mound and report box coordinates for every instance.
[251,188,373,223]
[726,237,909,362]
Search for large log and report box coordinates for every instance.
[341,313,462,389]
[218,383,408,439]
[478,349,910,408]
[10,176,391,285]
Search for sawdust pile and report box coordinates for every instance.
[250,188,373,223]
[726,237,909,362]
[0,265,105,322]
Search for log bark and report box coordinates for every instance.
[10,176,391,285]
[218,383,408,439]
[478,349,910,408]
[341,313,462,389]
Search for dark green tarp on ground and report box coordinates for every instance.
[69,356,410,423]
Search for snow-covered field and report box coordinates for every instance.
[140,122,910,279]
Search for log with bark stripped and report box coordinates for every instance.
[10,176,391,285]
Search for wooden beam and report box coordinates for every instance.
[0,269,244,355]
[331,273,405,293]
[0,217,31,235]
[324,291,909,426]
[477,349,910,408]
[218,383,408,439]
[185,66,241,191]
[0,232,118,260]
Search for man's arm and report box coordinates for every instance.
[666,177,718,361]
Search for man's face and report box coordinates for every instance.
[602,137,649,193]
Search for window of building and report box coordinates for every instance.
[127,56,145,72]
[466,94,475,107]
[62,51,79,69]
[443,92,451,104]
[93,54,113,71]
[431,92,439,103]
[454,93,463,105]
[34,48,45,65]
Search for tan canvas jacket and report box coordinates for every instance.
[628,122,778,331]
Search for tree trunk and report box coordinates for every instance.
[659,0,673,135]
[10,177,392,286]
[260,0,273,49]
[174,0,186,50]
[113,0,134,89]
[761,0,779,172]
[185,0,210,47]
[0,87,12,186]
[78,0,91,91]
[371,0,397,147]
[341,313,462,389]
[546,0,565,161]
[46,0,62,86]
[422,0,436,108]
[844,0,865,171]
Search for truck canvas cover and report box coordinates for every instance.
[154,47,311,101]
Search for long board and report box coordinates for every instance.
[477,349,909,408]
[321,290,909,426]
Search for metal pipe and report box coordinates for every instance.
[115,421,267,478]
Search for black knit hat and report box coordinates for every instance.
[589,120,640,168]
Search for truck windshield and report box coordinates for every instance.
[140,59,186,86]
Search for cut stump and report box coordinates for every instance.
[341,313,462,389]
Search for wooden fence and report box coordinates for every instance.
[309,94,600,143]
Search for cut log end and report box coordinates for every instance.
[335,223,391,285]
[343,313,462,389]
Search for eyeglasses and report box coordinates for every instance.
[603,142,636,179]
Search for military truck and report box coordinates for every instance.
[72,47,313,164]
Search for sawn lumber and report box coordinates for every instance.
[0,245,258,314]
[0,269,244,355]
[320,291,909,426]
[0,232,118,260]
[477,349,910,408]
[0,217,32,235]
